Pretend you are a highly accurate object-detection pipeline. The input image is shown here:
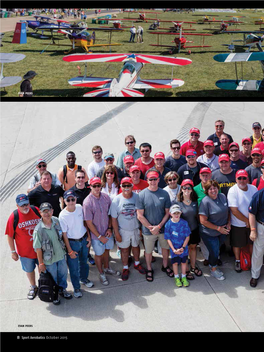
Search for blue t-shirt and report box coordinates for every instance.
[164,218,191,258]
[249,188,264,223]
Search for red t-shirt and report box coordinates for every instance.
[252,176,264,190]
[5,207,41,259]
[134,158,155,177]
[180,140,204,157]
[118,179,148,194]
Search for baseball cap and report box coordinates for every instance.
[186,149,197,157]
[252,122,261,128]
[169,204,182,214]
[229,142,239,150]
[181,179,194,187]
[39,202,53,211]
[121,177,133,184]
[236,169,248,179]
[242,138,251,145]
[251,147,262,155]
[16,194,29,206]
[90,176,102,185]
[129,165,140,173]
[219,154,230,162]
[204,140,214,147]
[123,155,134,164]
[36,158,46,166]
[199,167,212,174]
[189,127,200,135]
[146,171,159,179]
[63,190,77,199]
[154,152,165,159]
[104,153,114,160]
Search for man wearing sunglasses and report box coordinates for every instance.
[250,122,263,148]
[164,139,187,172]
[59,190,94,298]
[87,145,105,181]
[146,152,171,189]
[180,128,204,157]
[134,143,155,177]
[116,135,141,171]
[211,154,236,196]
[137,171,172,282]
[5,194,41,300]
[239,138,253,166]
[252,160,264,190]
[177,149,207,186]
[83,177,120,286]
[228,142,247,171]
[227,170,258,272]
[27,158,61,193]
[207,120,233,148]
[110,177,145,281]
[245,148,262,183]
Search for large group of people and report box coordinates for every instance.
[5,120,264,305]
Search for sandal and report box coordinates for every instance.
[186,271,195,280]
[146,269,154,282]
[190,266,202,277]
[161,265,174,278]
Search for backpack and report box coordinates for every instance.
[63,164,82,184]
[13,206,41,232]
[38,271,59,303]
[240,246,251,271]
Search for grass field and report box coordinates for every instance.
[1,8,264,98]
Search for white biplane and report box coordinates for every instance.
[0,53,26,88]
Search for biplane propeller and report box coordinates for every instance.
[63,53,192,97]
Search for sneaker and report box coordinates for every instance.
[175,277,182,287]
[74,289,83,298]
[235,261,242,273]
[210,269,225,281]
[121,269,129,281]
[99,273,109,286]
[88,254,95,265]
[53,299,61,305]
[181,276,190,287]
[59,289,73,299]
[27,286,38,300]
[104,267,121,276]
[134,263,146,274]
[80,279,94,288]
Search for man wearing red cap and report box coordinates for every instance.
[129,165,148,193]
[252,160,264,190]
[137,171,172,282]
[145,152,171,188]
[245,148,263,183]
[177,149,207,186]
[228,142,247,171]
[227,170,258,272]
[239,138,253,166]
[110,177,145,281]
[197,140,219,171]
[212,154,236,196]
[180,128,204,157]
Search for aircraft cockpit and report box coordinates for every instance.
[118,62,136,79]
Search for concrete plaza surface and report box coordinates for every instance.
[0,101,264,335]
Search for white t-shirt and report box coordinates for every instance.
[227,184,258,227]
[59,204,87,239]
[87,160,105,180]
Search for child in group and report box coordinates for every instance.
[164,204,191,287]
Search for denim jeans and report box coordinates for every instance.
[46,258,68,289]
[200,232,226,268]
[67,235,89,290]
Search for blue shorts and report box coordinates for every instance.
[91,236,114,256]
[171,255,188,265]
[20,256,38,273]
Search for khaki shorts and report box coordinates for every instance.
[116,228,141,249]
[143,233,169,254]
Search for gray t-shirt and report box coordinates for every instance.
[110,192,139,231]
[245,164,261,183]
[137,187,171,235]
[198,193,229,237]
[175,201,198,231]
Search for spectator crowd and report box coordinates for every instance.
[5,120,264,305]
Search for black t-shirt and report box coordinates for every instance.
[68,184,91,205]
[211,169,236,196]
[28,185,64,217]
[20,79,33,97]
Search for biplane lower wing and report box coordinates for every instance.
[83,87,145,97]
[133,78,184,89]
[216,79,264,91]
[214,52,264,63]
[68,76,113,88]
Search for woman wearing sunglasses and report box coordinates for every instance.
[101,165,120,201]
[163,171,181,204]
